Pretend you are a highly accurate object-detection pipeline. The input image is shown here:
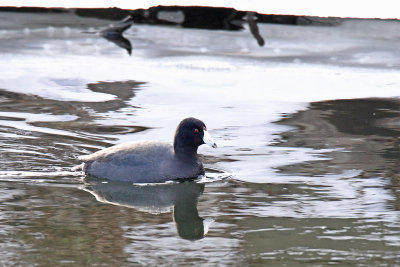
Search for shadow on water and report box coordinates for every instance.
[83,178,213,240]
[275,97,400,209]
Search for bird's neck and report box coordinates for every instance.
[174,138,199,162]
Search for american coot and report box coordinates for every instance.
[76,117,217,183]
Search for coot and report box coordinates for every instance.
[76,117,217,183]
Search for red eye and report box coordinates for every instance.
[194,128,199,133]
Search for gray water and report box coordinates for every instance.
[1,11,400,266]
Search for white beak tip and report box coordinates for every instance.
[203,129,217,148]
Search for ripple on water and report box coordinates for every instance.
[0,12,400,265]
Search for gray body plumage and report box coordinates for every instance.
[79,141,204,183]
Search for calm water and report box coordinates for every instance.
[1,11,400,266]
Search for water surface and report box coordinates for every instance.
[1,11,400,266]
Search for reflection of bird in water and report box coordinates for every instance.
[100,15,134,55]
[83,178,214,240]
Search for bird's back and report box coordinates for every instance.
[80,141,177,183]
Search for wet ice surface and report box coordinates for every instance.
[1,11,400,265]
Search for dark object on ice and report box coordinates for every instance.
[100,15,134,55]
[75,117,217,183]
[246,12,265,46]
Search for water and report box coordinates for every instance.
[1,11,400,266]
